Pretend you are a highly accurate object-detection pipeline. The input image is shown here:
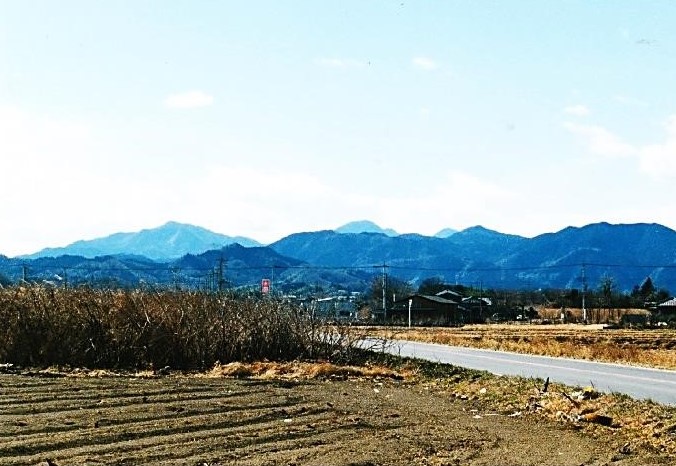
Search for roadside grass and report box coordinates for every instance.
[430,370,676,458]
[370,326,676,370]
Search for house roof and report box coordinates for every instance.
[658,297,676,308]
[435,289,462,301]
[394,294,458,305]
[462,296,492,306]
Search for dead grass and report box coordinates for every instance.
[439,375,676,457]
[203,360,409,380]
[370,325,676,370]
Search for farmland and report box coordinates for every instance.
[0,286,674,464]
[1,365,674,466]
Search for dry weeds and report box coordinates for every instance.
[0,285,358,370]
[203,360,409,380]
[372,325,676,370]
[440,374,676,457]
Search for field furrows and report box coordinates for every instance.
[0,375,395,465]
[0,371,664,466]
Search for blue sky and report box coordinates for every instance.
[2,1,676,256]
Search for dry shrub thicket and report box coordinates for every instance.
[0,285,360,370]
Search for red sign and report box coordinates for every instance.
[261,279,271,294]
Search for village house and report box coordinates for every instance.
[655,297,676,324]
[388,292,482,326]
[461,296,492,322]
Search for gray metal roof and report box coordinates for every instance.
[658,297,676,307]
[399,294,458,304]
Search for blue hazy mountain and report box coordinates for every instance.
[5,221,676,293]
[334,220,399,237]
[499,222,676,290]
[270,223,676,292]
[22,221,261,261]
[434,228,458,238]
[271,225,525,268]
[0,244,370,292]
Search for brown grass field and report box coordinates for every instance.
[370,322,676,370]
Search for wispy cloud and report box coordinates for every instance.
[0,105,91,162]
[563,122,635,158]
[563,104,590,117]
[371,170,517,235]
[164,90,214,109]
[565,116,676,178]
[412,57,439,71]
[638,115,676,177]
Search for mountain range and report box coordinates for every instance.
[21,221,261,260]
[3,221,676,293]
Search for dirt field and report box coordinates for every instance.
[0,370,671,466]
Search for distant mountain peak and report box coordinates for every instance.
[457,225,523,238]
[334,220,399,237]
[434,228,458,238]
[22,222,261,260]
[462,225,495,233]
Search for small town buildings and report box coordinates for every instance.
[655,297,676,323]
[461,296,492,322]
[313,296,358,320]
[435,289,463,302]
[388,293,482,326]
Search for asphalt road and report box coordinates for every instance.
[368,339,676,405]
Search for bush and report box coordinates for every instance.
[0,286,348,370]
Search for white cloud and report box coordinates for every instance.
[563,122,636,158]
[363,171,517,236]
[167,166,518,244]
[564,115,676,178]
[412,57,439,71]
[0,106,91,160]
[637,115,676,177]
[164,90,214,109]
[563,104,590,117]
[0,107,106,255]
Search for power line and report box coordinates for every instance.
[3,261,676,274]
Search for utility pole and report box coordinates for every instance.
[382,264,388,322]
[479,280,483,321]
[581,264,588,323]
[171,267,181,291]
[217,257,225,293]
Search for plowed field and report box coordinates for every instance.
[0,372,667,466]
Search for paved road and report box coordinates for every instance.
[366,339,676,405]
